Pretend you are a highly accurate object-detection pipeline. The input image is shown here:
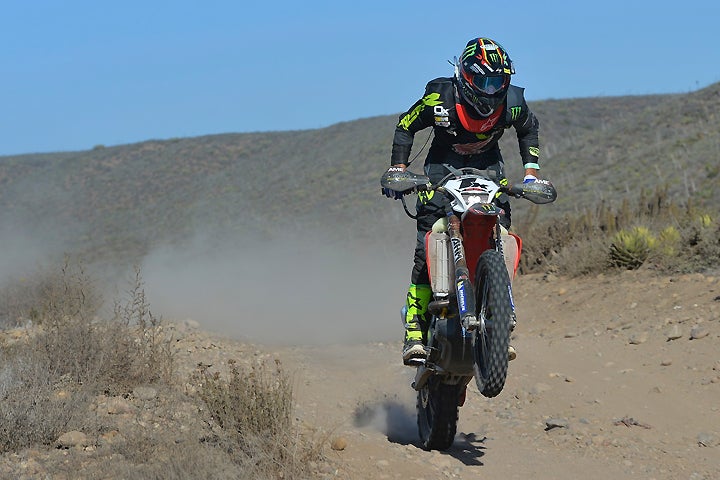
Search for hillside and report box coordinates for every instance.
[1,83,719,271]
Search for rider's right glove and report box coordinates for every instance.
[381,165,408,200]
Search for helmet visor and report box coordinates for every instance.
[458,78,502,116]
[470,74,507,95]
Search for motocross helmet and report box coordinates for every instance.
[455,37,515,117]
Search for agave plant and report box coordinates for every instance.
[657,226,681,257]
[609,226,657,269]
[697,213,713,228]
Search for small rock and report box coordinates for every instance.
[105,397,136,415]
[660,359,673,366]
[629,331,648,345]
[666,325,683,341]
[690,325,710,340]
[182,318,200,329]
[697,432,719,447]
[330,437,348,451]
[56,431,89,449]
[545,418,569,430]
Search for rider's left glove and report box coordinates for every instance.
[382,165,408,200]
[523,174,538,184]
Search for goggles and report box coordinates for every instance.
[465,73,507,96]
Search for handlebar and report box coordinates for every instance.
[381,165,557,205]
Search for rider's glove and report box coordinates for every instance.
[523,174,538,184]
[382,166,408,200]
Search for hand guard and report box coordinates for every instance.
[382,166,408,200]
[523,174,537,184]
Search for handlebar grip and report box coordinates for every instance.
[507,185,524,198]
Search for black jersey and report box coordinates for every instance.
[391,77,540,169]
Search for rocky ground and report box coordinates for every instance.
[1,269,719,479]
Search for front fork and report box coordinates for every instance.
[447,216,479,331]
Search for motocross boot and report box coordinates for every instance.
[402,284,432,365]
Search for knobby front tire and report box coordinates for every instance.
[472,249,513,398]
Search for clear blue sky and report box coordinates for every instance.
[1,0,718,156]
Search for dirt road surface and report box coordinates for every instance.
[268,270,720,479]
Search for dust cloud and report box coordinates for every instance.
[141,232,415,346]
[353,396,418,445]
[0,221,70,284]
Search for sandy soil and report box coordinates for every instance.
[272,269,720,480]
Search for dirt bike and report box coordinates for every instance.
[381,164,556,450]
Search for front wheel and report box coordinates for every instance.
[473,250,513,398]
[417,377,461,450]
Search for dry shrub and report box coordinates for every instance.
[0,343,94,452]
[108,266,175,389]
[546,237,610,277]
[192,359,323,479]
[0,259,174,452]
[0,257,102,328]
[27,264,174,394]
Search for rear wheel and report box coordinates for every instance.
[417,377,461,450]
[473,250,513,398]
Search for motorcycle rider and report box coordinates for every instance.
[382,37,543,365]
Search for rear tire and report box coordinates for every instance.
[417,377,461,450]
[473,250,513,398]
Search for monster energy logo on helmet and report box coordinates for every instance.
[461,37,515,74]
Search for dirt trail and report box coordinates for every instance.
[273,271,720,479]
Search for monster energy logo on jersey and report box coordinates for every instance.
[510,106,522,120]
